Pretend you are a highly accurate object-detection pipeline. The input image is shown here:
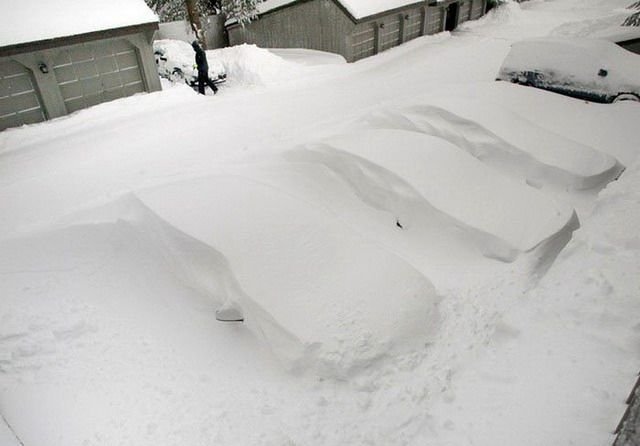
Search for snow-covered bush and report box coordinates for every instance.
[221,0,262,26]
[146,0,263,26]
[623,1,640,26]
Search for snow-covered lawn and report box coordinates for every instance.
[1,1,639,445]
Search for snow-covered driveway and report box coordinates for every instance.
[1,1,639,445]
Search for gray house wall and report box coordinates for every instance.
[227,0,487,62]
[228,0,355,57]
[158,15,227,49]
[0,24,161,132]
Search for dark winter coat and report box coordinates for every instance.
[192,41,208,74]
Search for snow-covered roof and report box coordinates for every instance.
[258,0,426,20]
[0,0,158,48]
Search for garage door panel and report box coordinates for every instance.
[0,61,26,77]
[426,8,443,34]
[101,72,122,90]
[65,97,85,114]
[0,96,14,116]
[11,91,40,112]
[104,87,125,101]
[81,77,103,96]
[52,39,145,114]
[111,39,133,54]
[124,82,144,96]
[96,57,118,75]
[116,51,138,69]
[52,50,72,67]
[54,65,77,84]
[74,60,99,80]
[0,60,46,131]
[69,45,94,63]
[0,113,22,129]
[7,75,34,95]
[0,80,11,97]
[93,42,114,58]
[60,82,83,100]
[20,108,46,125]
[120,67,141,85]
[84,93,103,108]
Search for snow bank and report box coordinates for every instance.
[268,48,347,66]
[0,196,293,446]
[462,0,526,28]
[212,44,300,86]
[363,99,623,190]
[154,39,225,85]
[294,129,577,259]
[433,156,640,446]
[550,13,633,39]
[135,175,440,376]
[0,0,157,47]
[154,40,299,87]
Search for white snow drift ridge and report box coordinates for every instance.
[361,101,624,191]
[129,175,441,378]
[293,129,579,262]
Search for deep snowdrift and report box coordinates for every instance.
[291,129,578,259]
[363,97,624,191]
[135,176,440,376]
[154,40,302,88]
[1,1,639,445]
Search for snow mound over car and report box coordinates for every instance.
[154,39,225,84]
[134,176,440,377]
[363,99,623,190]
[294,129,578,259]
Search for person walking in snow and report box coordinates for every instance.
[192,40,218,95]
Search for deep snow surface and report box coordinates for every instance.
[1,1,639,445]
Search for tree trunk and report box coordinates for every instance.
[185,0,207,48]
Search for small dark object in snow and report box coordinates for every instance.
[598,69,608,77]
[396,220,404,229]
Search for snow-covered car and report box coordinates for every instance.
[153,39,226,89]
[496,37,640,103]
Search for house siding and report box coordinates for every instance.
[228,0,354,58]
[228,0,488,62]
